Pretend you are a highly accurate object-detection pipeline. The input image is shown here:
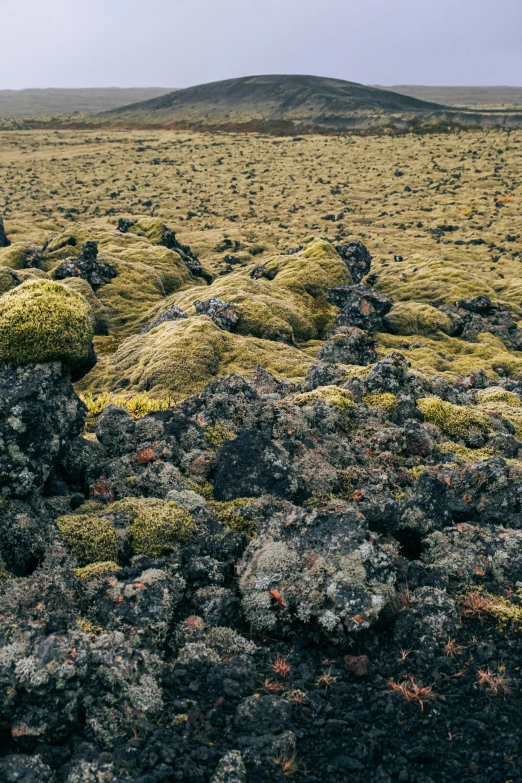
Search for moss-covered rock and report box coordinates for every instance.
[374,256,499,308]
[362,392,398,412]
[0,242,41,270]
[384,301,453,336]
[77,316,314,399]
[260,240,352,299]
[0,267,20,296]
[0,280,94,372]
[57,513,119,566]
[110,497,194,556]
[42,224,202,336]
[417,396,490,444]
[292,385,354,412]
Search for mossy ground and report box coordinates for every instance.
[0,127,521,397]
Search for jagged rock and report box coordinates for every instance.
[438,296,522,350]
[194,298,239,331]
[327,284,392,331]
[0,363,86,498]
[211,751,247,783]
[318,326,376,365]
[0,214,10,247]
[364,352,410,394]
[335,240,372,283]
[52,241,116,290]
[393,587,459,652]
[239,505,398,640]
[301,362,348,391]
[213,430,296,501]
[162,227,208,279]
[140,303,187,334]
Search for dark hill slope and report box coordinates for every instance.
[106,74,447,130]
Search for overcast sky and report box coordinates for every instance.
[1,0,521,89]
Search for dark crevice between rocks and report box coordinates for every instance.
[394,528,424,561]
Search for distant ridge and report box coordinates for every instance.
[0,87,176,118]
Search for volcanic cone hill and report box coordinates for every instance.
[105,74,447,131]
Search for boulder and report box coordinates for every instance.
[327,284,392,331]
[0,362,86,498]
[195,298,239,331]
[52,241,116,290]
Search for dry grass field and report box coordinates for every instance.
[1,126,521,400]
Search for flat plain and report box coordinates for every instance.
[1,126,521,397]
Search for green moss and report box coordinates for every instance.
[384,302,453,336]
[204,424,237,449]
[57,513,119,566]
[362,392,398,412]
[42,223,201,336]
[260,240,352,299]
[0,280,94,369]
[145,246,340,343]
[376,331,522,381]
[374,256,499,308]
[209,498,257,537]
[417,397,490,444]
[110,497,194,556]
[0,267,19,296]
[476,387,522,407]
[81,391,173,431]
[74,561,121,581]
[292,385,354,411]
[77,317,314,399]
[59,277,109,335]
[0,242,41,270]
[436,441,496,462]
[408,465,427,480]
[123,217,166,245]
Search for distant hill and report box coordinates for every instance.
[106,74,446,130]
[378,85,522,108]
[0,88,176,118]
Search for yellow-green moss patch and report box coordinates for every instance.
[74,561,121,581]
[417,397,490,443]
[0,280,94,369]
[385,301,453,336]
[57,514,119,566]
[292,385,354,411]
[110,497,194,557]
[362,392,398,412]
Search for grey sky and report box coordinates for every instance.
[2,0,521,89]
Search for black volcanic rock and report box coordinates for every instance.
[0,215,10,247]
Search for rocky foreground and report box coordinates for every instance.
[1,222,522,782]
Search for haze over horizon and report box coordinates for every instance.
[2,0,521,91]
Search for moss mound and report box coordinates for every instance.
[417,397,490,443]
[111,497,194,556]
[77,316,314,399]
[292,386,354,411]
[0,242,41,270]
[260,240,352,299]
[42,224,202,336]
[374,257,499,307]
[385,301,453,336]
[57,513,119,566]
[0,280,94,370]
